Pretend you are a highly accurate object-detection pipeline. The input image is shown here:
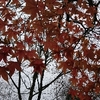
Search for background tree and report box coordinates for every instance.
[0,0,100,100]
[53,74,70,100]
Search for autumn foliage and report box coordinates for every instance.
[0,0,100,99]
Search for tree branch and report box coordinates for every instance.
[28,72,38,100]
[32,71,70,96]
[37,70,45,100]
[6,0,11,7]
[8,74,18,90]
[18,71,22,100]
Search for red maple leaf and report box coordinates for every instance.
[22,0,38,19]
[0,67,8,81]
[0,19,5,30]
[30,59,45,74]
[0,46,12,62]
[3,29,18,40]
[6,62,21,76]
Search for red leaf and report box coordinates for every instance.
[94,84,100,94]
[58,60,73,73]
[43,37,59,52]
[22,0,38,19]
[25,50,38,60]
[11,0,20,4]
[0,53,8,62]
[25,35,34,46]
[0,67,8,81]
[7,62,21,76]
[3,29,18,40]
[68,88,79,98]
[0,19,5,30]
[14,50,26,61]
[30,59,45,74]
[84,49,95,60]
[70,77,78,86]
[0,46,12,62]
[15,42,25,50]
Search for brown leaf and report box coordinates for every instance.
[0,67,8,81]
[22,0,38,19]
[7,62,21,76]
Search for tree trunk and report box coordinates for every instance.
[28,72,38,100]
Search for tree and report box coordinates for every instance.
[53,74,70,100]
[0,0,100,100]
